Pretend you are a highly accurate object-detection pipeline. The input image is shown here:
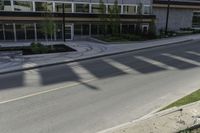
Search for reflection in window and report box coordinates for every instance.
[75,4,89,13]
[35,2,53,12]
[74,24,89,36]
[16,24,25,40]
[108,5,121,13]
[122,24,135,34]
[0,1,12,11]
[36,23,45,40]
[91,24,98,35]
[74,24,82,35]
[14,1,33,11]
[82,24,89,35]
[55,3,72,13]
[91,4,100,14]
[4,24,14,40]
[193,12,200,27]
[56,23,63,40]
[0,24,4,40]
[25,24,35,40]
[123,5,137,14]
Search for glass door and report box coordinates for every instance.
[65,24,73,40]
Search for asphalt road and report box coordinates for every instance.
[1,40,200,133]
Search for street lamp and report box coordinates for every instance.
[165,0,170,35]
[62,3,66,42]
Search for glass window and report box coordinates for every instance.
[55,3,72,13]
[74,24,89,36]
[4,24,14,40]
[25,24,35,40]
[143,6,151,15]
[91,4,100,14]
[14,1,33,11]
[65,25,72,40]
[0,24,4,40]
[122,24,135,34]
[36,23,45,40]
[82,24,89,35]
[193,12,200,27]
[74,24,82,35]
[16,24,25,40]
[99,24,107,35]
[123,5,137,14]
[91,24,98,35]
[75,4,89,13]
[35,2,53,12]
[122,25,129,34]
[108,5,121,13]
[129,25,136,34]
[56,23,63,40]
[0,1,12,11]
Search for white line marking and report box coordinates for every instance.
[70,63,96,81]
[134,56,177,70]
[0,79,94,105]
[24,69,41,86]
[187,51,200,56]
[104,58,140,74]
[162,53,200,66]
[23,63,37,68]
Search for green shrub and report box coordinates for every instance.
[193,29,200,34]
[121,34,144,41]
[30,42,48,54]
[180,27,193,31]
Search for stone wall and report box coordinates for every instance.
[153,7,193,32]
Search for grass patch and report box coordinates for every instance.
[162,89,200,110]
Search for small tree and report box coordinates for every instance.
[112,0,120,36]
[148,19,157,39]
[41,2,55,49]
[108,0,120,36]
[42,17,55,41]
[136,3,143,34]
[99,0,107,35]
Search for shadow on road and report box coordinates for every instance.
[1,40,200,90]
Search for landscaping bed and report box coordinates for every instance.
[0,43,76,55]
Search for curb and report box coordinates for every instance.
[0,39,193,75]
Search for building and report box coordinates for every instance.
[0,0,155,42]
[153,0,200,32]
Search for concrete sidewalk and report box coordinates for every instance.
[0,34,200,74]
[99,101,200,133]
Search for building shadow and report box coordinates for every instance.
[0,71,24,90]
[1,40,200,91]
[79,60,127,78]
